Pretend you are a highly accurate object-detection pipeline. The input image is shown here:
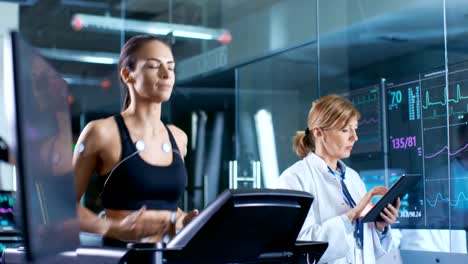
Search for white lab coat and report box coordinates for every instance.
[275,152,393,264]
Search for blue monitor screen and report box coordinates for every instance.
[343,65,467,229]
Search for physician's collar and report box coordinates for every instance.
[304,151,348,175]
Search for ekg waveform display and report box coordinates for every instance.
[343,85,382,154]
[362,64,468,229]
[426,192,468,208]
[0,192,15,229]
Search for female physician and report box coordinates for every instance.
[275,94,399,264]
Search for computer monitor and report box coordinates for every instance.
[166,189,314,263]
[2,31,79,261]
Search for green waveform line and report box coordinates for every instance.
[0,196,14,207]
[351,93,378,106]
[422,84,468,109]
[423,105,468,120]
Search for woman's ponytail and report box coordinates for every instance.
[292,129,314,159]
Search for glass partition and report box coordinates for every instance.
[235,0,468,257]
[236,40,318,188]
[443,0,468,253]
[317,0,465,255]
[0,0,467,259]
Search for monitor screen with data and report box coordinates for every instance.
[342,68,467,229]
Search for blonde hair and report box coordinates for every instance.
[293,94,361,158]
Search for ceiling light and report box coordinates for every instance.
[39,48,119,65]
[62,74,109,87]
[71,13,232,44]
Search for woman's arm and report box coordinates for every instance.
[175,208,199,230]
[73,120,111,236]
[167,126,199,230]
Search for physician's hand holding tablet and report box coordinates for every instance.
[360,175,420,231]
[344,186,400,232]
[374,197,401,232]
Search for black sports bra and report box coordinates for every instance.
[97,115,187,211]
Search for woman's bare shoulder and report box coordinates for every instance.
[166,124,187,145]
[166,125,187,156]
[78,116,119,148]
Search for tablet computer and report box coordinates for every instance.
[361,175,420,223]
